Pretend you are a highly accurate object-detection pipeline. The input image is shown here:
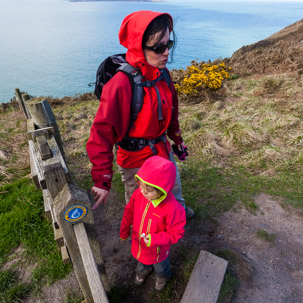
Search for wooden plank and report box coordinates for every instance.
[180,250,228,303]
[28,140,46,189]
[36,135,52,160]
[28,126,54,140]
[42,189,53,222]
[47,136,69,174]
[15,88,29,118]
[54,226,64,248]
[61,246,70,264]
[74,222,109,303]
[26,97,66,160]
[27,119,36,140]
[44,162,67,200]
[21,94,31,118]
[84,220,110,295]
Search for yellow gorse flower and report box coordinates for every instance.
[175,62,230,96]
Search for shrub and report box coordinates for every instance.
[175,62,230,96]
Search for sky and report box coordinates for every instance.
[165,0,303,2]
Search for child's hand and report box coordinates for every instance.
[120,237,127,243]
[143,234,150,245]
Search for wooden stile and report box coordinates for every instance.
[24,93,111,302]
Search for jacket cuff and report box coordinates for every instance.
[94,180,111,190]
[146,235,152,247]
[168,130,183,146]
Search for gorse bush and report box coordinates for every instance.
[175,62,230,96]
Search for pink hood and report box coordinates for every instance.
[136,156,176,201]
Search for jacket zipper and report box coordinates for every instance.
[157,247,161,262]
[136,201,151,260]
[146,219,152,236]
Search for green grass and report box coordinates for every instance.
[217,271,239,303]
[181,159,303,217]
[0,178,71,301]
[0,269,32,303]
[256,230,276,243]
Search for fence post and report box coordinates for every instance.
[15,88,30,118]
[26,97,66,160]
[53,183,110,303]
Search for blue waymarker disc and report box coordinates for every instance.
[64,204,87,223]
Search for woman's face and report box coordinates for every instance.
[143,27,170,69]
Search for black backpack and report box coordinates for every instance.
[90,53,172,136]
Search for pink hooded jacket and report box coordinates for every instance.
[120,156,186,265]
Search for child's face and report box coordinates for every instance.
[139,181,161,201]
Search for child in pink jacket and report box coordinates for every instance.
[120,156,186,291]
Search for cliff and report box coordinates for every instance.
[229,19,303,75]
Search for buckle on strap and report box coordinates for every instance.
[118,135,165,152]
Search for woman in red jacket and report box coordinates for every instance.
[120,156,186,291]
[86,10,194,218]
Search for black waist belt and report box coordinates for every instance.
[118,135,165,152]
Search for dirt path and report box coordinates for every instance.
[91,192,303,303]
[215,194,303,303]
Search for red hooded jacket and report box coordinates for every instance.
[120,156,186,265]
[86,11,183,190]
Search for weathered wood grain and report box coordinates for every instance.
[180,250,228,303]
[74,222,109,303]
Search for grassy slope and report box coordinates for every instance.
[1,70,303,302]
[1,19,303,301]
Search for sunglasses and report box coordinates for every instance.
[144,40,174,54]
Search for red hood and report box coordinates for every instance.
[136,156,176,195]
[118,10,173,79]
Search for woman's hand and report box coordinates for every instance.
[172,142,188,161]
[91,186,109,209]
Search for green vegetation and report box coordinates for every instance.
[256,230,276,243]
[1,58,302,302]
[0,179,71,302]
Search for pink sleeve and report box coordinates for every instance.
[166,80,184,145]
[149,203,186,247]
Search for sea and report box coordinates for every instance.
[0,0,303,103]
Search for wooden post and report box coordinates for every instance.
[22,93,31,118]
[180,250,228,303]
[28,140,46,190]
[53,184,110,303]
[44,162,67,200]
[15,88,29,119]
[26,97,66,160]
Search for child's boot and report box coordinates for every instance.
[135,268,153,287]
[155,276,169,291]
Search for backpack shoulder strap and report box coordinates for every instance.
[117,64,144,135]
[162,68,172,88]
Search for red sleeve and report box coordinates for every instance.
[86,72,132,190]
[120,193,135,240]
[149,201,186,247]
[166,74,184,145]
